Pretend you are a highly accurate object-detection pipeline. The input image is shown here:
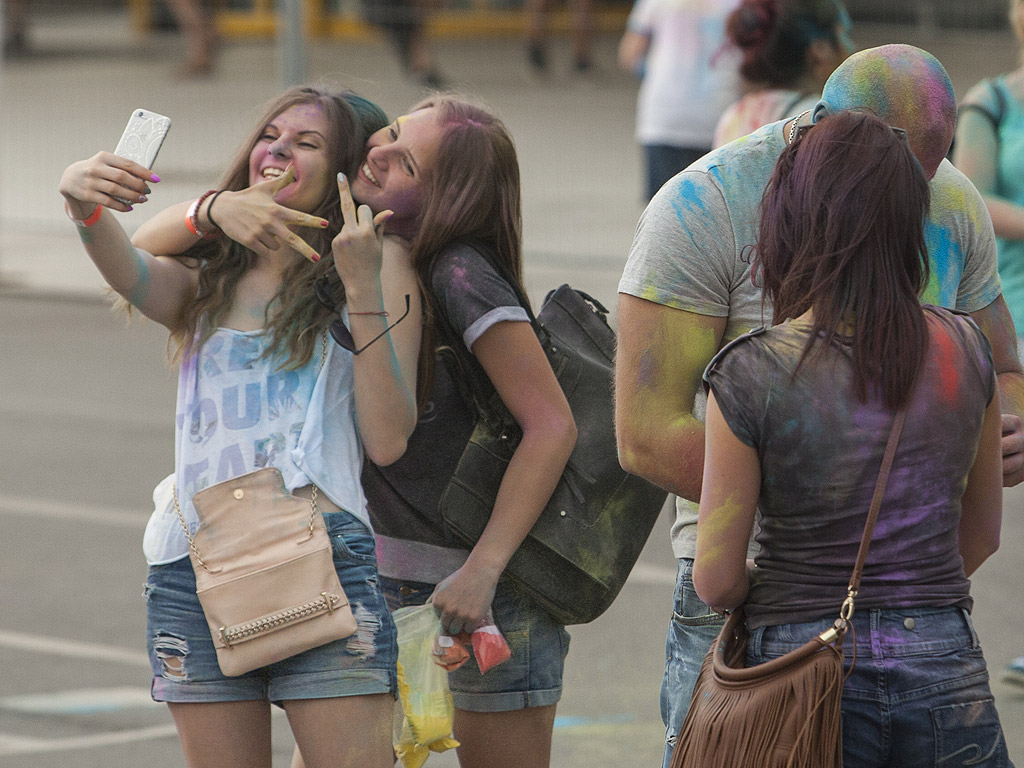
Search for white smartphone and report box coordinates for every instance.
[113,108,171,203]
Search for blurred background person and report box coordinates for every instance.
[363,0,445,87]
[713,0,853,147]
[953,0,1024,689]
[2,0,29,57]
[526,0,595,73]
[165,0,218,76]
[618,0,741,202]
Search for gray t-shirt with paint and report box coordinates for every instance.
[618,118,1001,559]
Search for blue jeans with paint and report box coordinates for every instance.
[660,557,725,768]
[144,510,397,703]
[748,606,1012,768]
[381,576,570,712]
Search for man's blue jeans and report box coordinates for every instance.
[659,557,724,768]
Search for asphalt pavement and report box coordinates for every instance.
[3,9,1024,768]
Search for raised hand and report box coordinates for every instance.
[207,165,329,262]
[332,171,392,295]
[59,151,158,216]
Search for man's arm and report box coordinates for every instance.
[970,295,1024,487]
[614,294,727,502]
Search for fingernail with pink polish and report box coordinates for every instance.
[150,174,161,183]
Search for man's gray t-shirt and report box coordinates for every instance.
[618,118,1001,559]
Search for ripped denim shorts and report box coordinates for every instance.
[143,510,397,703]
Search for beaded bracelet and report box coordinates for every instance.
[64,201,103,228]
[185,190,220,238]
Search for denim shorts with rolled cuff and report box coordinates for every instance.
[144,510,397,704]
[381,576,570,712]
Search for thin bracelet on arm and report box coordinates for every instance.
[64,201,102,228]
[328,295,411,355]
[205,190,226,233]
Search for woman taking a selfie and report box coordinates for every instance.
[58,85,421,768]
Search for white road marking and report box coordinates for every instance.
[0,630,150,667]
[0,495,145,527]
[0,688,161,714]
[0,724,180,755]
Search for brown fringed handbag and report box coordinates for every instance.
[670,406,907,768]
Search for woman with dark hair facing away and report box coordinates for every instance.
[713,0,852,147]
[135,93,578,768]
[58,85,422,768]
[694,111,1009,766]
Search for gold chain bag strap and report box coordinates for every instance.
[171,333,357,677]
[671,406,908,768]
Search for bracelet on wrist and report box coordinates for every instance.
[64,201,102,228]
[205,190,226,233]
[185,190,221,239]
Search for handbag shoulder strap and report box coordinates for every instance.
[841,404,908,618]
[171,332,329,571]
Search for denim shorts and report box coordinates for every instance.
[380,576,570,712]
[660,557,725,768]
[747,606,1012,768]
[144,511,397,704]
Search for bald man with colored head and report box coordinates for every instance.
[615,43,1024,768]
[815,43,956,178]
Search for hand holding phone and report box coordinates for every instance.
[113,108,171,204]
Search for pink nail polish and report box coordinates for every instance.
[311,254,321,262]
[320,220,329,228]
[150,174,161,182]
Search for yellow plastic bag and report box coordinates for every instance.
[392,604,459,768]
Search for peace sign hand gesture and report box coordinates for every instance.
[332,172,392,296]
[210,165,330,262]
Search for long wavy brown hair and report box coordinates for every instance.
[396,95,527,404]
[755,110,931,410]
[170,86,388,370]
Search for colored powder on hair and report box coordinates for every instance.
[821,44,955,177]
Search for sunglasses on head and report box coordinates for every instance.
[314,273,410,355]
[794,124,908,142]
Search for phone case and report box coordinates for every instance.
[114,108,172,169]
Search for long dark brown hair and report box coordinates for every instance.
[755,110,931,409]
[399,95,526,404]
[171,86,388,369]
